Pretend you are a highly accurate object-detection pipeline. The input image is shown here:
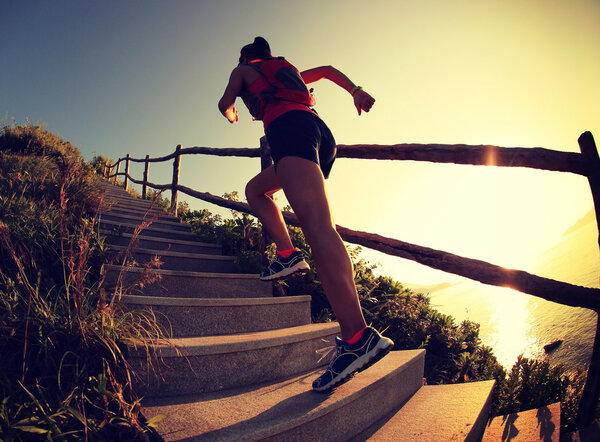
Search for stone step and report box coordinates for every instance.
[99,210,192,234]
[101,206,180,223]
[129,323,342,397]
[121,295,312,337]
[142,349,426,441]
[103,265,272,298]
[99,218,199,242]
[107,195,169,211]
[352,380,496,441]
[482,402,561,441]
[107,200,171,217]
[98,211,190,232]
[105,245,236,272]
[100,229,222,255]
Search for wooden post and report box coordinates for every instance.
[114,161,120,185]
[577,131,600,428]
[142,155,150,199]
[170,145,182,215]
[124,154,130,191]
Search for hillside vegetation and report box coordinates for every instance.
[0,124,162,440]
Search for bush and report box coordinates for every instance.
[492,357,586,433]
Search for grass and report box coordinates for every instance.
[0,123,168,440]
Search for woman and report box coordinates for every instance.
[218,37,393,391]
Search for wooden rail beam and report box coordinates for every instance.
[336,144,588,175]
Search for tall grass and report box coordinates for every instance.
[0,124,166,440]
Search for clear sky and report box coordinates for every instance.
[3,0,600,285]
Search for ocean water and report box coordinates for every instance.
[423,212,599,372]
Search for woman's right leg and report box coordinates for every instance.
[245,164,294,251]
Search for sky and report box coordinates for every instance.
[3,0,600,286]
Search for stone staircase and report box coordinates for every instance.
[97,180,497,441]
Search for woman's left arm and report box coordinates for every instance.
[218,67,244,123]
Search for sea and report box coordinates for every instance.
[407,210,599,373]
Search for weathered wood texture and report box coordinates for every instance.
[577,131,600,427]
[142,155,150,199]
[105,143,589,176]
[336,144,589,175]
[170,145,182,215]
[124,154,130,191]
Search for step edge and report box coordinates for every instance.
[130,323,341,357]
[99,211,184,226]
[106,245,235,261]
[104,265,260,279]
[99,229,221,249]
[99,219,195,236]
[121,295,309,306]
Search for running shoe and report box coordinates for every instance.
[259,250,310,281]
[312,326,394,392]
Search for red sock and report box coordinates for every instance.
[345,327,367,344]
[277,248,299,259]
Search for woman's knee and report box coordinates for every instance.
[245,166,280,204]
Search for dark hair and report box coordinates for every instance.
[239,37,271,63]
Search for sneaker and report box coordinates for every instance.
[312,326,394,392]
[259,250,310,281]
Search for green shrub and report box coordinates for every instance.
[492,357,586,433]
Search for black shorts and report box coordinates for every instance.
[265,110,337,179]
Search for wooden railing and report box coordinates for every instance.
[101,132,600,428]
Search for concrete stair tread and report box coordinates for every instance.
[121,294,309,307]
[99,229,221,250]
[355,380,496,441]
[106,244,234,260]
[129,323,343,396]
[134,322,340,357]
[99,218,193,235]
[103,264,272,298]
[99,210,184,226]
[104,264,259,279]
[142,349,425,441]
[121,295,312,337]
[482,402,560,441]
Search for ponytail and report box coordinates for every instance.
[240,36,271,60]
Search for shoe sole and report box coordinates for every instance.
[260,261,310,282]
[313,338,394,392]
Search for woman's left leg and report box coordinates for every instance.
[245,165,294,251]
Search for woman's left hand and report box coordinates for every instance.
[353,89,375,116]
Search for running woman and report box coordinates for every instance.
[218,37,394,391]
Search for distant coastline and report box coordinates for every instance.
[410,209,599,371]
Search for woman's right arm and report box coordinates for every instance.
[300,65,375,115]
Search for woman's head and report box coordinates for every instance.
[239,37,271,64]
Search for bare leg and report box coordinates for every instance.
[245,165,293,251]
[275,156,367,341]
